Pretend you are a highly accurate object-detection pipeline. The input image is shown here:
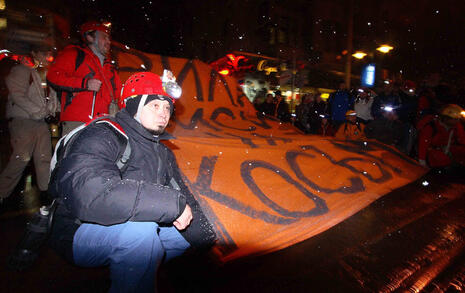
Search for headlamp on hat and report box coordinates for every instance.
[162,70,182,99]
[381,105,398,112]
[345,110,357,116]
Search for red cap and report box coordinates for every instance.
[80,21,111,38]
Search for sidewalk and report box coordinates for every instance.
[1,170,464,292]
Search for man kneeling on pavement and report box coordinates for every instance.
[48,71,216,293]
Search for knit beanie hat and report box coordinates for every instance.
[125,94,174,120]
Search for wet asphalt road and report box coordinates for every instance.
[1,168,464,293]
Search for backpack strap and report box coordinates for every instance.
[94,118,131,172]
[49,116,131,199]
[74,47,86,71]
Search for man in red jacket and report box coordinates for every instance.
[47,21,121,135]
[417,104,465,168]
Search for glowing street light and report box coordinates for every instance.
[352,51,367,59]
[376,44,394,53]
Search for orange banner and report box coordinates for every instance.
[113,43,426,262]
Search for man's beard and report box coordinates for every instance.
[143,125,166,136]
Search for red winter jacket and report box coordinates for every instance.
[47,45,121,122]
[417,115,465,161]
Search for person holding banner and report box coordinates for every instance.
[47,20,121,135]
[335,110,366,141]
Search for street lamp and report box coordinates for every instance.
[346,44,394,87]
[376,45,394,54]
[352,51,367,59]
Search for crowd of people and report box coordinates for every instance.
[254,82,465,170]
[0,17,465,292]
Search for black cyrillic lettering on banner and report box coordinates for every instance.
[252,132,292,145]
[301,145,391,183]
[236,86,247,107]
[331,140,403,174]
[338,157,392,183]
[179,163,237,255]
[175,108,221,131]
[205,132,224,138]
[364,140,418,167]
[333,141,401,173]
[217,73,237,107]
[241,160,328,218]
[193,156,299,225]
[222,132,259,148]
[239,111,272,130]
[286,151,365,194]
[210,107,255,131]
[208,69,217,102]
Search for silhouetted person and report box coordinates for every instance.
[0,44,59,204]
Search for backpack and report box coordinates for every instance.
[6,116,131,271]
[48,116,131,198]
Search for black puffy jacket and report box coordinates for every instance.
[49,109,216,261]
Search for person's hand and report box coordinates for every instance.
[173,204,193,230]
[87,79,102,92]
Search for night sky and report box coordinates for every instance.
[18,0,465,83]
